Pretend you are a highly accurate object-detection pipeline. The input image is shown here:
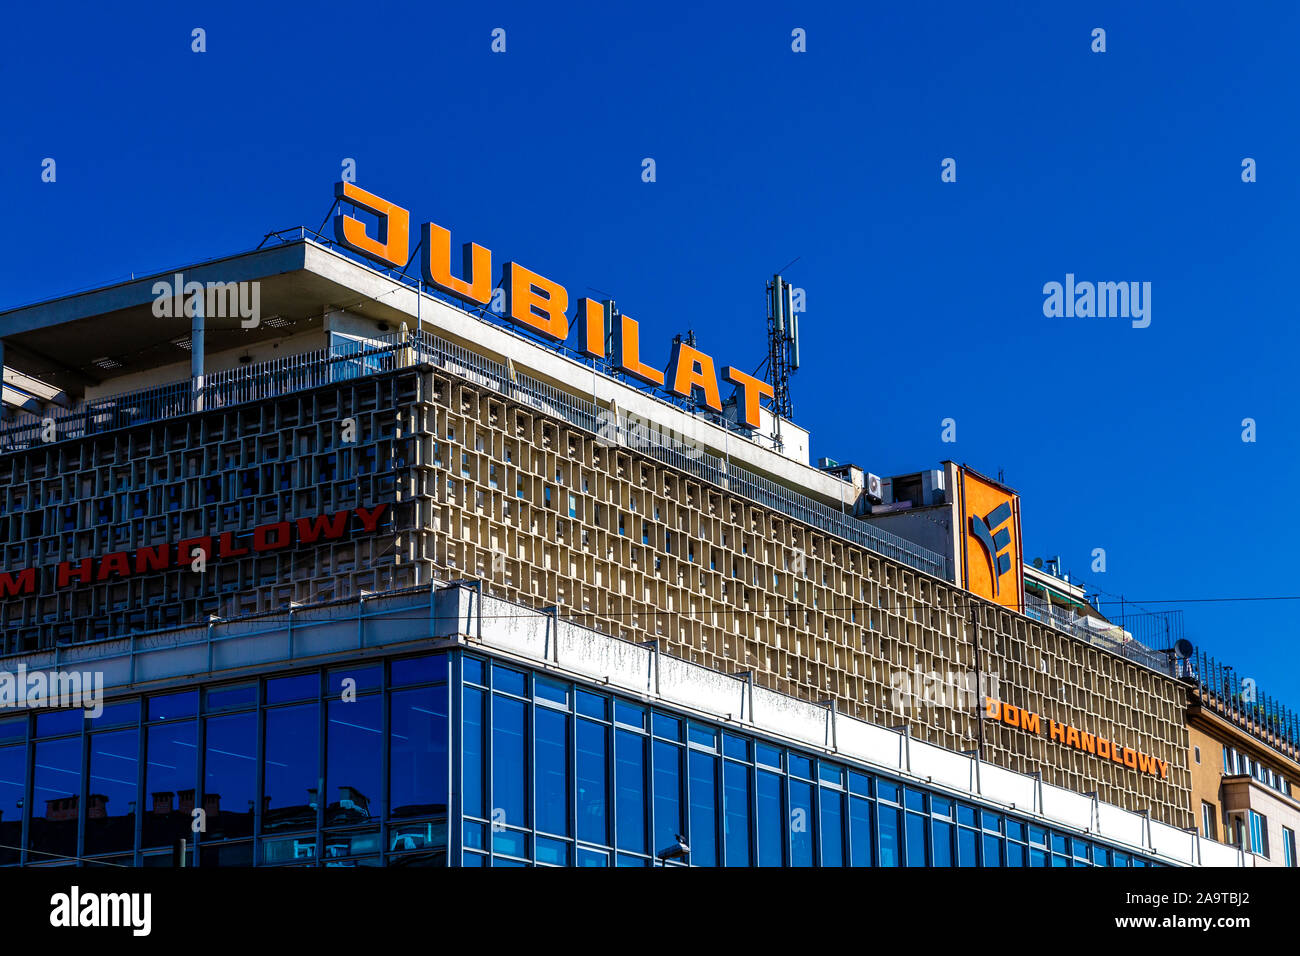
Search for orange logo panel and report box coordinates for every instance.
[960,468,1023,610]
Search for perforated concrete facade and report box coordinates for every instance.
[412,368,1192,828]
[0,362,1193,828]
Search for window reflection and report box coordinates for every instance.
[757,770,784,867]
[85,729,138,856]
[204,711,256,840]
[535,708,569,837]
[688,751,718,867]
[614,730,645,854]
[390,686,448,818]
[29,737,81,861]
[491,696,526,831]
[263,704,319,832]
[576,720,607,845]
[0,744,26,865]
[144,721,197,849]
[326,696,380,826]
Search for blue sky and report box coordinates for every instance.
[3,2,1298,701]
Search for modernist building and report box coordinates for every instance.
[0,185,1252,865]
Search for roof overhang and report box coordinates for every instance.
[0,240,417,401]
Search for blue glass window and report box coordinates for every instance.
[536,707,570,837]
[390,685,448,818]
[820,788,844,866]
[263,703,319,831]
[577,720,607,845]
[652,714,682,740]
[723,761,751,866]
[204,711,256,839]
[492,665,526,698]
[463,688,485,819]
[392,653,448,687]
[849,796,874,867]
[653,741,683,855]
[144,720,196,848]
[462,657,486,687]
[614,729,646,854]
[86,729,139,855]
[879,803,900,867]
[756,743,782,770]
[982,832,1003,866]
[535,677,569,708]
[148,691,197,722]
[493,827,527,858]
[30,736,82,859]
[327,665,382,697]
[688,723,717,749]
[905,810,928,866]
[789,754,813,780]
[933,820,954,866]
[90,700,140,728]
[267,674,318,704]
[1006,840,1025,867]
[492,696,527,830]
[576,691,607,721]
[958,826,978,867]
[790,779,814,866]
[614,701,646,730]
[205,683,257,712]
[35,709,82,738]
[688,750,718,866]
[326,695,381,825]
[0,744,24,865]
[757,770,784,867]
[723,734,749,762]
[537,835,569,866]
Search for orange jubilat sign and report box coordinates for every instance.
[984,697,1169,780]
[332,183,774,428]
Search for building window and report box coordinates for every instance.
[1193,746,1200,764]
[614,729,647,855]
[1201,801,1217,842]
[263,701,319,833]
[1249,810,1269,858]
[1284,828,1296,868]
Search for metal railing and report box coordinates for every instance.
[1184,650,1300,754]
[1023,591,1174,676]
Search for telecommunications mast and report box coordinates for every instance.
[765,275,800,421]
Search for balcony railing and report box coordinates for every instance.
[1023,591,1175,676]
[1185,650,1300,755]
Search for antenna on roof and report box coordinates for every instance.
[766,274,800,421]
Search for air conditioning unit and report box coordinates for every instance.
[864,472,883,504]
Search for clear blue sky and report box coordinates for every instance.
[3,2,1297,703]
